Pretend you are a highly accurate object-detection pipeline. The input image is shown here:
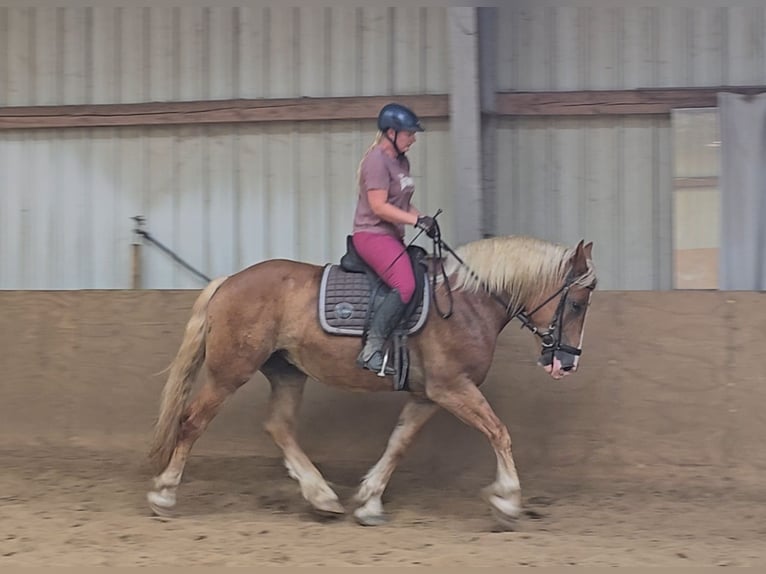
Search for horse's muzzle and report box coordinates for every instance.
[555,349,578,370]
[539,349,579,379]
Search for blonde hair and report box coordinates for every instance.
[355,131,384,189]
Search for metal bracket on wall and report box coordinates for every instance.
[131,215,211,288]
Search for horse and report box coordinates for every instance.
[146,234,597,528]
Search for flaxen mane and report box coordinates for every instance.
[442,235,596,314]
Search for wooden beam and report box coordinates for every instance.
[674,176,719,189]
[496,86,766,116]
[0,94,450,130]
[4,86,766,130]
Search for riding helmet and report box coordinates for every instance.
[377,103,425,133]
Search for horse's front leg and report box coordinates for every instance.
[427,378,522,529]
[353,396,439,526]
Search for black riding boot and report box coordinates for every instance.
[357,288,407,376]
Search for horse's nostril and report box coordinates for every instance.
[562,365,574,372]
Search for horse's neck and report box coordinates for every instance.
[443,284,513,336]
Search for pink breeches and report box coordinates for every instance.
[351,232,415,304]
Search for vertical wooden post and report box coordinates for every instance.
[448,7,483,245]
[478,7,498,238]
[131,216,144,289]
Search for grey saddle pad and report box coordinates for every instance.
[318,264,429,336]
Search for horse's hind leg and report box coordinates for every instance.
[147,368,252,516]
[260,355,344,516]
[353,397,439,526]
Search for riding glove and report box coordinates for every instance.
[416,215,438,238]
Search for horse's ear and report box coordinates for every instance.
[584,241,593,259]
[571,240,588,276]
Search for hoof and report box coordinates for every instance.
[490,507,518,531]
[481,487,521,529]
[354,510,389,527]
[149,502,176,518]
[147,490,176,517]
[312,497,346,517]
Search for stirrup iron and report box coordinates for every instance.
[377,350,390,377]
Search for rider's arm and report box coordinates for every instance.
[367,188,419,226]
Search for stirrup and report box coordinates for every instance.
[377,350,390,377]
[358,349,395,376]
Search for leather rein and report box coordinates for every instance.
[422,222,589,359]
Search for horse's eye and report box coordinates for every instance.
[570,301,582,313]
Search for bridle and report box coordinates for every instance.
[419,219,592,362]
[512,273,592,364]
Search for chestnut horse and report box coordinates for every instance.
[147,235,596,527]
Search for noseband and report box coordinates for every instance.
[512,274,586,362]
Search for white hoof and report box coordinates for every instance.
[354,508,389,526]
[481,485,521,527]
[301,480,344,516]
[353,494,387,526]
[487,494,521,519]
[147,489,176,517]
[490,506,519,530]
[312,497,346,516]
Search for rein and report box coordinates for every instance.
[423,218,457,319]
[422,224,588,358]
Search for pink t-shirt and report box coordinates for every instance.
[352,145,415,240]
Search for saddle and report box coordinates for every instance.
[317,236,430,391]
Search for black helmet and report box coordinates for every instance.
[377,103,424,133]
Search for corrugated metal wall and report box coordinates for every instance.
[4,5,766,290]
[0,6,450,104]
[0,121,452,289]
[493,5,766,289]
[0,6,451,289]
[495,115,671,291]
[499,6,766,91]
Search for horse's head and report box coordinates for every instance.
[442,235,597,380]
[516,240,596,380]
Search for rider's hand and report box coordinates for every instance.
[416,215,438,238]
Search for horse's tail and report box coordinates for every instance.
[148,275,228,473]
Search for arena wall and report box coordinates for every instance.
[2,290,764,484]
